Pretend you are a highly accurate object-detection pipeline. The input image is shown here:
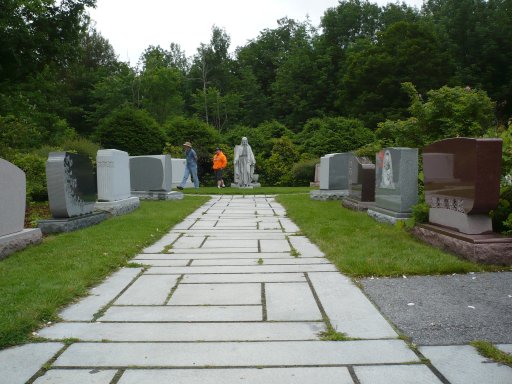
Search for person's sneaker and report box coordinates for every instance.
[177,186,183,190]
[217,186,221,189]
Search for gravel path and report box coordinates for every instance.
[359,272,512,345]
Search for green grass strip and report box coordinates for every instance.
[182,186,313,195]
[471,340,512,367]
[277,195,505,277]
[0,197,209,349]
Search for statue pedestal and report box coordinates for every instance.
[230,183,261,189]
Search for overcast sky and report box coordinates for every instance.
[87,0,425,65]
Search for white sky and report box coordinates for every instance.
[87,0,425,65]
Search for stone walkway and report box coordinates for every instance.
[1,195,511,383]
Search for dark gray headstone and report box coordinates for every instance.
[46,152,97,218]
[375,148,418,213]
[348,155,375,202]
[130,155,172,192]
[319,153,350,190]
[0,159,26,236]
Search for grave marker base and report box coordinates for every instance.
[95,197,140,216]
[412,224,512,265]
[38,212,108,234]
[0,229,42,260]
[131,191,184,200]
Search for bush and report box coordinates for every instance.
[0,115,42,151]
[9,152,48,202]
[263,136,300,186]
[491,186,512,234]
[61,138,101,162]
[97,105,165,156]
[411,201,430,225]
[291,159,318,186]
[299,117,375,157]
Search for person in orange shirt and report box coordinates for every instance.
[212,147,227,188]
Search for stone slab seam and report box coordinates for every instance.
[25,344,70,384]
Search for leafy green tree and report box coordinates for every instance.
[340,21,454,128]
[97,105,165,155]
[299,117,375,157]
[376,82,495,147]
[424,0,512,121]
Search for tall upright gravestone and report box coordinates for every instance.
[38,152,108,233]
[342,155,375,211]
[0,159,42,259]
[310,153,350,200]
[95,149,140,215]
[412,138,511,265]
[171,158,193,189]
[130,155,183,200]
[367,147,418,224]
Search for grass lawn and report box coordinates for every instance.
[0,196,209,349]
[277,194,507,277]
[181,186,313,195]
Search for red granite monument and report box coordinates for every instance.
[412,138,511,264]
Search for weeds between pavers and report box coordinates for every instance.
[471,340,512,367]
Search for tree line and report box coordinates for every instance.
[1,0,511,194]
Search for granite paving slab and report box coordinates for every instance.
[60,268,141,321]
[420,345,512,384]
[135,252,294,259]
[146,264,338,274]
[181,273,306,283]
[169,283,261,305]
[168,247,260,253]
[100,305,262,322]
[288,236,324,257]
[0,342,63,384]
[202,239,258,248]
[172,236,205,249]
[190,257,330,266]
[497,344,512,354]
[131,259,189,266]
[353,365,443,384]
[142,233,180,253]
[266,283,323,321]
[33,369,117,384]
[260,239,291,252]
[53,340,418,367]
[40,322,324,341]
[117,367,353,384]
[114,275,178,305]
[309,272,398,339]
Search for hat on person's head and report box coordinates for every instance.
[183,141,192,147]
[216,147,221,151]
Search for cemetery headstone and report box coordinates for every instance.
[342,155,375,211]
[95,149,139,216]
[424,138,501,234]
[310,163,320,187]
[367,147,418,224]
[411,138,511,265]
[0,159,42,259]
[130,155,183,200]
[39,152,107,233]
[311,153,350,200]
[171,158,193,188]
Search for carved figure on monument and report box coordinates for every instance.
[234,137,256,187]
[380,150,395,189]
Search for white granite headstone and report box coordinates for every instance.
[0,159,25,236]
[171,158,193,188]
[97,149,131,202]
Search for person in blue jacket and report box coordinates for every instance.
[177,141,199,189]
